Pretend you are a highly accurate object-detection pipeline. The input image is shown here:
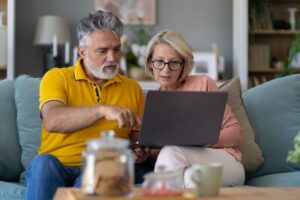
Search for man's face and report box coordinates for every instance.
[79,30,122,80]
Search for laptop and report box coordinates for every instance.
[136,91,228,148]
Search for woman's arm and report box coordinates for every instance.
[204,77,243,148]
[212,105,243,148]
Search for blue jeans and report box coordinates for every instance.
[25,154,153,199]
[25,154,81,200]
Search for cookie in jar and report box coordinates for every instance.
[82,130,134,197]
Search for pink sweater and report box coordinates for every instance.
[178,75,243,161]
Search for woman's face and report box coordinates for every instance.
[151,43,184,90]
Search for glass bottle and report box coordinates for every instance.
[82,130,133,196]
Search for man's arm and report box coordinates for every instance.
[41,100,141,133]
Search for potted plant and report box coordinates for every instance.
[276,33,300,77]
[288,33,300,67]
[122,22,153,80]
[249,0,270,32]
[287,131,300,164]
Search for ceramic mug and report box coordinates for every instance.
[190,163,223,197]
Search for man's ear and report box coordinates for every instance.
[78,46,85,58]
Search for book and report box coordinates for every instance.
[249,45,271,69]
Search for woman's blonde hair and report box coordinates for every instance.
[145,29,194,82]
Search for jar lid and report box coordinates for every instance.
[142,165,181,196]
[143,165,177,181]
[86,130,129,151]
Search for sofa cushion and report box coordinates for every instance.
[0,181,25,200]
[14,75,42,175]
[243,74,300,179]
[246,171,300,187]
[0,79,23,181]
[219,77,264,171]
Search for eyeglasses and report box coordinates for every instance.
[151,60,184,71]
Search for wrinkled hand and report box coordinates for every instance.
[132,147,150,164]
[101,105,141,128]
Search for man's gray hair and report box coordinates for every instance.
[76,10,124,46]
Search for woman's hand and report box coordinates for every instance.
[132,147,151,164]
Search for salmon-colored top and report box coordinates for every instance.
[177,75,243,161]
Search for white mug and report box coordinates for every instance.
[190,163,223,197]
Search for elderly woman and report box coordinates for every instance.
[144,29,245,187]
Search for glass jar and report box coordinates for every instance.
[81,130,133,196]
[142,166,181,196]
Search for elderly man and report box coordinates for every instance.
[26,10,151,200]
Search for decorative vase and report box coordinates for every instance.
[288,8,298,30]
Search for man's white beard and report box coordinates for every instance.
[88,63,119,80]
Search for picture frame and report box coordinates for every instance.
[191,52,218,81]
[95,0,156,25]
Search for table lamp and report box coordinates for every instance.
[33,15,71,72]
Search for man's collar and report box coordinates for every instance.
[74,59,88,81]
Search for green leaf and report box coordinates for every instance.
[287,132,300,164]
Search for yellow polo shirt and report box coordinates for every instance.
[38,60,144,166]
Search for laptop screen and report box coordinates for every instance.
[138,91,228,148]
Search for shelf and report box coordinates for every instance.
[270,0,300,3]
[249,68,282,73]
[248,67,300,87]
[251,30,300,35]
[249,68,300,74]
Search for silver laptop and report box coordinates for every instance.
[137,91,228,148]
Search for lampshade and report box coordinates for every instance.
[33,15,71,45]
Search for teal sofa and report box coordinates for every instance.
[0,74,300,199]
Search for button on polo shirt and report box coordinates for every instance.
[38,60,144,166]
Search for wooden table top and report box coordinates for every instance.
[53,187,300,200]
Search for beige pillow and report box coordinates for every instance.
[219,77,264,171]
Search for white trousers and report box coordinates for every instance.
[154,146,245,188]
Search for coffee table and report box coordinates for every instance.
[53,187,300,200]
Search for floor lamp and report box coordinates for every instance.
[33,15,71,72]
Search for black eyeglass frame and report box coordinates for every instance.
[151,60,184,71]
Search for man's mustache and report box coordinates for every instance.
[102,62,119,68]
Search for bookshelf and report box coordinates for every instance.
[249,0,300,87]
[252,30,300,35]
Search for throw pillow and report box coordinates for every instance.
[0,79,23,181]
[14,75,42,175]
[219,77,264,172]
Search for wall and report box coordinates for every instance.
[15,0,232,78]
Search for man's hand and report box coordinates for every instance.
[100,105,141,128]
[132,147,150,164]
